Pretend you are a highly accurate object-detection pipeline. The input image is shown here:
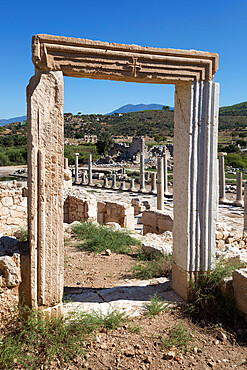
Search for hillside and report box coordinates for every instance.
[220,101,247,116]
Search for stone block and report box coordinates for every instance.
[232,268,247,321]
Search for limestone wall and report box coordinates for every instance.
[64,188,97,223]
[142,210,173,235]
[0,184,27,234]
[97,201,135,229]
[0,253,21,328]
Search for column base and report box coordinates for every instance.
[41,302,63,317]
[233,200,244,207]
[138,188,147,193]
[219,198,231,205]
[172,263,197,302]
[128,188,136,192]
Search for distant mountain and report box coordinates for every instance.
[0,116,27,126]
[107,104,173,115]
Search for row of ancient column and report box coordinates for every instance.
[72,152,171,195]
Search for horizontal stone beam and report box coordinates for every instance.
[32,34,219,84]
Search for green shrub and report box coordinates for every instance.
[0,307,127,368]
[161,322,193,354]
[72,221,140,254]
[132,253,173,279]
[144,293,168,316]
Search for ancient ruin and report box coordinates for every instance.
[26,33,220,313]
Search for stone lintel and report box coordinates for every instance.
[32,34,218,84]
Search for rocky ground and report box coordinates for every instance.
[63,228,247,369]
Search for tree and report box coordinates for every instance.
[162,106,170,111]
[96,132,114,156]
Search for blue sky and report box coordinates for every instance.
[0,0,246,118]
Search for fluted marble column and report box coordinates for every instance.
[173,81,219,301]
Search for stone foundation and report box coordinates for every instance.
[142,210,173,235]
[97,201,135,229]
[64,188,97,223]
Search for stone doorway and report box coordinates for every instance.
[27,34,219,314]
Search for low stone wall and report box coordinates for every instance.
[0,184,27,235]
[0,252,22,328]
[142,210,173,235]
[64,188,97,223]
[97,201,135,229]
[216,228,247,250]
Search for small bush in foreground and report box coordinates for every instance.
[72,221,140,254]
[0,307,127,369]
[145,293,168,317]
[132,253,173,279]
[161,322,193,354]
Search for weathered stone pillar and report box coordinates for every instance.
[218,152,227,203]
[163,152,170,196]
[139,153,146,192]
[157,157,164,211]
[64,158,68,170]
[88,154,93,186]
[82,171,87,185]
[103,177,109,188]
[27,70,64,314]
[129,178,136,192]
[150,172,157,194]
[74,153,79,184]
[173,81,219,301]
[244,182,247,231]
[120,180,127,191]
[234,172,244,207]
[111,174,117,189]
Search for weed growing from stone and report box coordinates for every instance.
[15,227,28,242]
[132,252,173,279]
[72,221,140,254]
[144,293,168,317]
[0,307,127,368]
[161,322,193,354]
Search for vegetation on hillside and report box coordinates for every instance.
[0,102,247,167]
